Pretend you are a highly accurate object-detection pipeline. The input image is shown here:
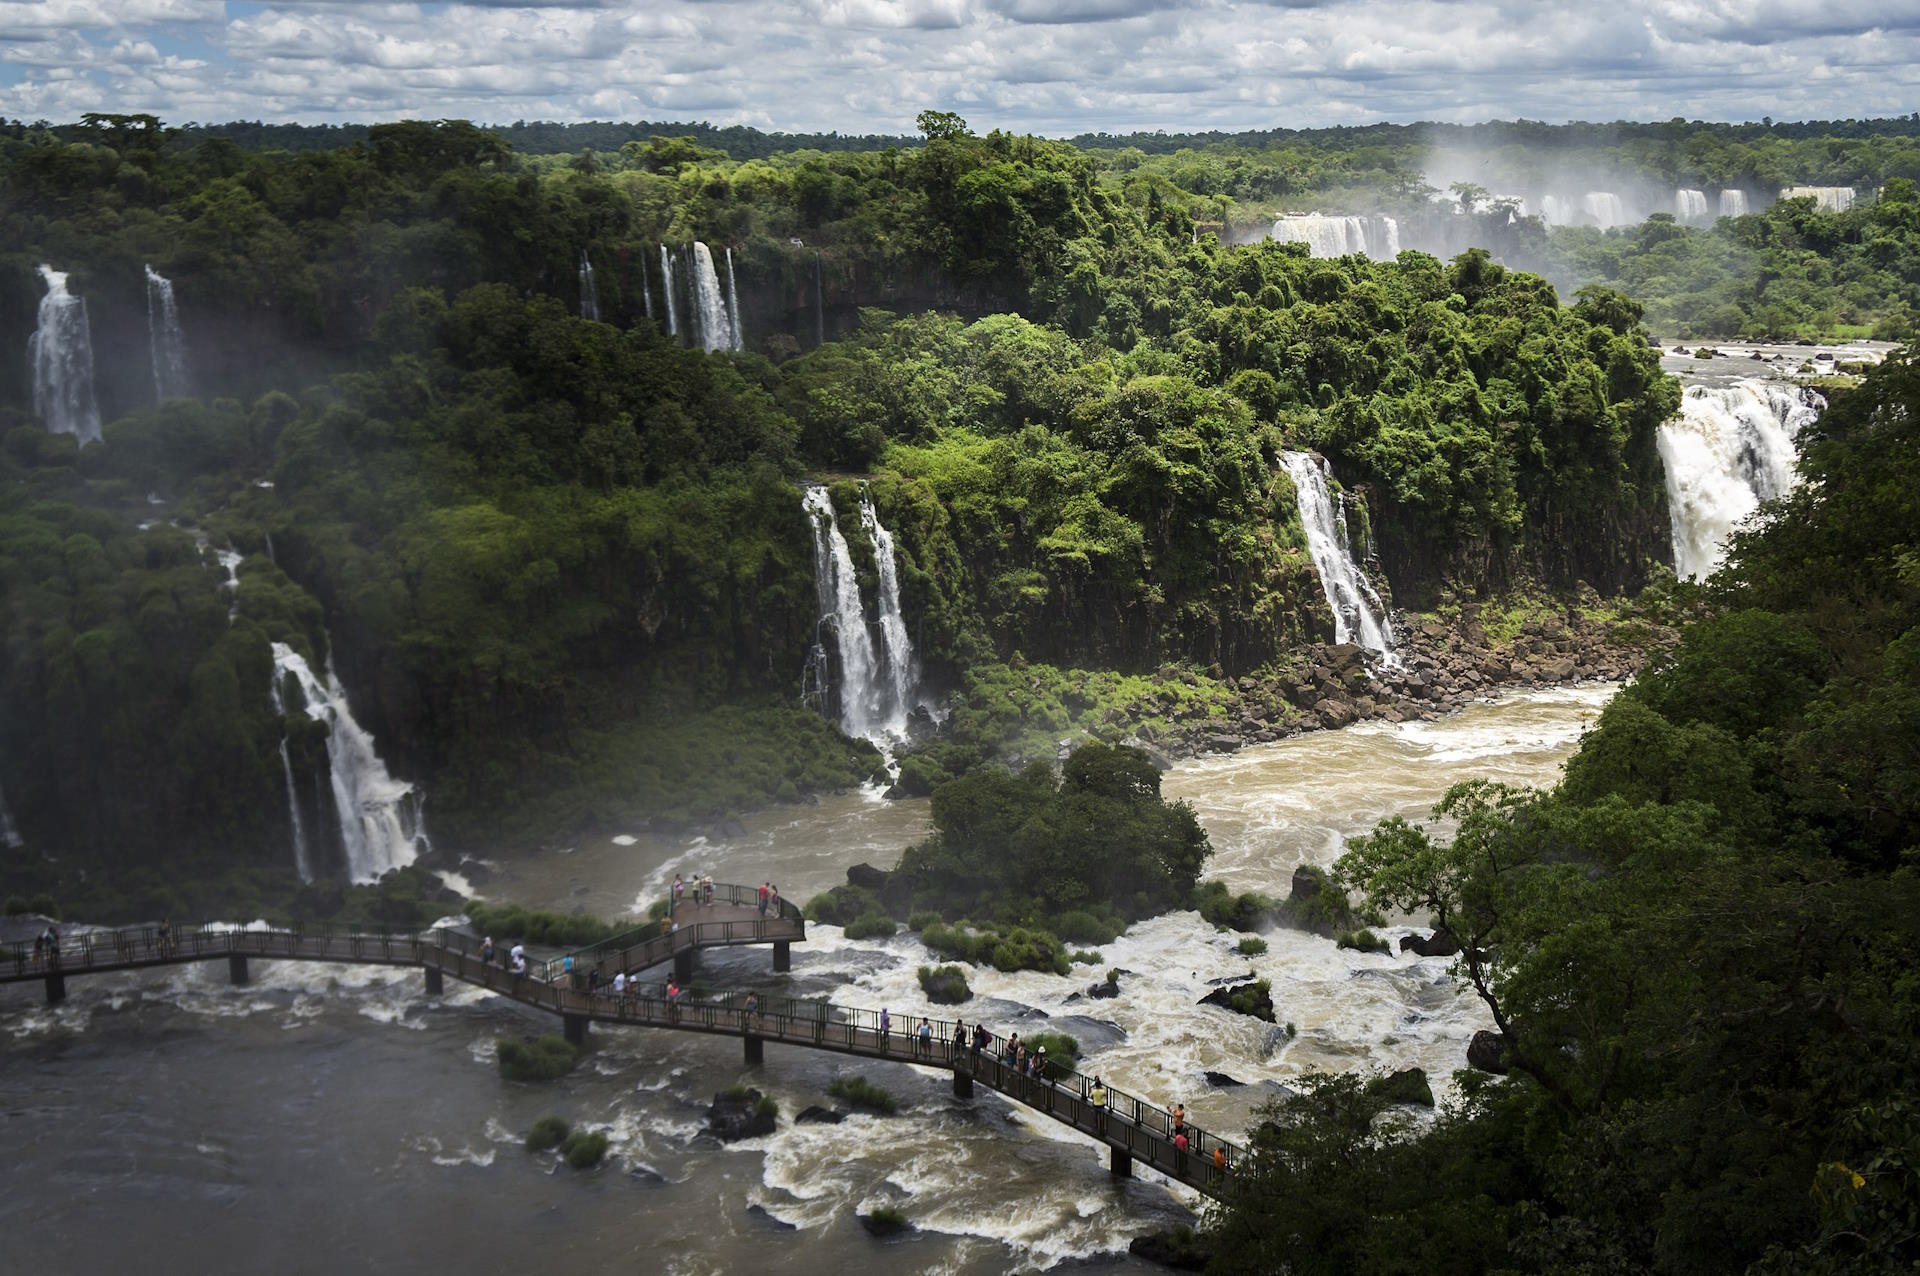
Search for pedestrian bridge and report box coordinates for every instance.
[1,885,1242,1200]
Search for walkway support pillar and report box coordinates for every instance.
[563,1013,589,1048]
[953,1070,973,1099]
[1110,1147,1132,1180]
[744,1034,763,1066]
[228,954,249,986]
[44,972,65,1005]
[773,941,790,973]
[673,948,694,984]
[424,965,444,996]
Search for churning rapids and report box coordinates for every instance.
[2,685,1614,1272]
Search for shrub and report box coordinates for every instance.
[1338,929,1390,954]
[918,963,973,1004]
[907,910,941,931]
[1192,880,1275,931]
[1053,909,1123,944]
[1236,935,1269,956]
[861,1204,911,1236]
[829,1075,899,1115]
[561,1130,609,1168]
[497,1034,580,1082]
[754,1095,779,1120]
[467,903,620,947]
[804,885,882,926]
[1070,948,1103,965]
[525,1116,570,1152]
[1229,979,1276,1021]
[1024,1031,1082,1079]
[989,927,1071,975]
[844,911,899,940]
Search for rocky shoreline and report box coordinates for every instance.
[1107,599,1673,764]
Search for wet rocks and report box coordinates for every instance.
[1199,979,1276,1023]
[706,1087,777,1141]
[845,862,891,892]
[1129,1229,1212,1271]
[1467,1030,1511,1075]
[795,1105,846,1125]
[1203,1070,1246,1088]
[859,1208,912,1238]
[1086,972,1120,999]
[1366,1066,1435,1107]
[1290,865,1322,899]
[1398,928,1461,958]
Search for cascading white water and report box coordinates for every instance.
[29,266,101,444]
[0,784,21,849]
[724,246,744,350]
[1283,451,1397,662]
[144,265,190,401]
[640,252,654,322]
[688,242,738,353]
[1657,381,1822,581]
[1582,191,1628,227]
[578,250,600,321]
[270,642,426,883]
[1269,215,1397,260]
[660,245,679,338]
[860,494,920,730]
[267,675,314,882]
[1718,189,1749,217]
[1675,189,1709,222]
[215,546,241,621]
[1782,186,1855,213]
[804,486,919,747]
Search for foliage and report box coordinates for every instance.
[1023,1031,1082,1080]
[1335,929,1389,954]
[524,1115,569,1152]
[1228,980,1276,1022]
[464,903,623,947]
[1235,935,1268,956]
[560,1130,609,1169]
[828,1075,899,1115]
[842,911,898,940]
[1192,880,1275,931]
[496,1034,579,1082]
[917,963,973,1004]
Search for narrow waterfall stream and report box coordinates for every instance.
[29,265,101,443]
[144,265,191,400]
[803,486,921,750]
[1282,451,1398,662]
[578,250,600,321]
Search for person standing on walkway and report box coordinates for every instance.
[918,1019,933,1057]
[768,885,780,915]
[1090,1077,1108,1135]
[481,935,494,965]
[1213,1145,1227,1179]
[744,991,759,1029]
[879,1007,891,1049]
[672,875,685,913]
[758,881,770,917]
[702,875,714,907]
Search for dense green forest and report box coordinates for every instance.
[0,110,1907,918]
[1205,347,1920,1273]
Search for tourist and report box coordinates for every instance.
[510,941,525,970]
[613,970,627,998]
[744,991,759,1027]
[1005,1032,1020,1077]
[1089,1077,1108,1135]
[1170,1101,1187,1134]
[157,917,173,956]
[970,1022,987,1065]
[702,875,714,906]
[879,1007,891,1048]
[918,1019,933,1056]
[480,935,494,965]
[1034,1045,1047,1080]
[757,881,770,916]
[1213,1145,1228,1177]
[952,1020,966,1063]
[562,953,575,988]
[672,875,684,912]
[1174,1129,1190,1171]
[768,885,780,915]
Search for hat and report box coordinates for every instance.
[1037,1046,1046,1054]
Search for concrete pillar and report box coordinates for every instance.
[44,972,65,1005]
[673,947,694,984]
[424,965,444,996]
[563,1013,589,1047]
[952,1071,974,1099]
[744,1034,763,1065]
[772,941,790,973]
[1110,1147,1132,1179]
[228,954,249,986]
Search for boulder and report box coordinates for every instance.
[860,1210,912,1238]
[796,1105,845,1125]
[1199,980,1276,1022]
[1289,865,1322,899]
[1398,928,1461,958]
[746,1203,797,1231]
[1467,1030,1510,1075]
[1205,734,1243,754]
[1129,1231,1213,1271]
[1203,1070,1246,1088]
[1314,698,1356,729]
[1367,1066,1435,1108]
[1324,642,1368,679]
[706,1088,777,1142]
[846,862,891,892]
[1087,976,1120,1000]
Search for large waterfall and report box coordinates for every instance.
[1782,186,1855,213]
[29,266,102,444]
[1657,381,1822,581]
[144,265,191,400]
[724,246,744,350]
[1270,215,1398,259]
[1718,189,1749,217]
[578,250,600,321]
[1283,451,1397,662]
[1675,189,1709,223]
[803,486,920,747]
[688,242,740,352]
[270,642,427,883]
[660,245,680,338]
[1583,192,1628,227]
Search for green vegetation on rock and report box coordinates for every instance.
[828,1076,899,1115]
[496,1034,580,1083]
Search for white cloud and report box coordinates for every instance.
[0,1,1914,132]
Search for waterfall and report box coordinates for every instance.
[860,495,919,728]
[804,486,919,746]
[215,546,241,621]
[688,242,738,352]
[724,245,744,350]
[29,266,101,444]
[1718,189,1749,217]
[1582,192,1628,227]
[1282,451,1398,662]
[144,265,190,401]
[0,785,21,850]
[1676,189,1709,223]
[268,675,314,882]
[1781,185,1855,213]
[1269,215,1397,260]
[641,252,654,323]
[814,254,826,349]
[578,250,600,321]
[270,642,427,883]
[1657,381,1822,581]
[660,245,679,338]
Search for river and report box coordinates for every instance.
[0,683,1614,1272]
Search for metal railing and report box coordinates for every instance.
[559,881,805,979]
[1,920,439,980]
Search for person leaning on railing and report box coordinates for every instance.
[1088,1077,1108,1135]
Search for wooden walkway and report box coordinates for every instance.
[1,894,1242,1200]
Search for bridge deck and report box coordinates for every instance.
[2,900,1242,1201]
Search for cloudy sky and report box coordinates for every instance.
[1,1,1915,134]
